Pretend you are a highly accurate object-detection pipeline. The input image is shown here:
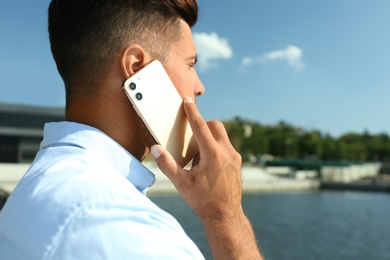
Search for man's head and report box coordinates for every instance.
[48,0,198,106]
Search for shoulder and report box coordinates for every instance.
[44,181,203,259]
[4,161,202,259]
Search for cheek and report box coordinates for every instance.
[172,73,193,98]
[164,64,195,98]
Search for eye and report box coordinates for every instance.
[189,59,198,69]
[191,55,198,67]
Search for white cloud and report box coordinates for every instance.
[241,45,305,71]
[241,57,254,67]
[193,32,233,71]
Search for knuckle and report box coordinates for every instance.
[208,120,224,129]
[234,151,242,163]
[214,120,225,128]
[227,149,242,165]
[193,116,206,128]
[207,121,228,138]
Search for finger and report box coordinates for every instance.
[207,120,231,144]
[183,96,215,151]
[151,145,182,183]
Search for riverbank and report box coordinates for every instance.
[2,162,389,195]
[0,162,321,194]
[146,162,320,194]
[321,174,390,192]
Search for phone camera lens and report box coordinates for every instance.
[130,82,136,90]
[136,92,143,100]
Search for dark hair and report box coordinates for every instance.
[48,0,198,104]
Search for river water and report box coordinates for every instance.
[149,191,390,260]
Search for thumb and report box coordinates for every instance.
[150,145,180,182]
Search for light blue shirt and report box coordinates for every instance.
[0,122,204,259]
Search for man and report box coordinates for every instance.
[0,0,262,259]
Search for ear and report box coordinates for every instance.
[120,44,152,78]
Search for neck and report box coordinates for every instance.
[65,88,155,161]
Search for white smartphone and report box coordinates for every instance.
[122,60,198,167]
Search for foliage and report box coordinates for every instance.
[223,117,390,162]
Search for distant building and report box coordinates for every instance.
[0,103,64,163]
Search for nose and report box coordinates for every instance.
[195,86,204,96]
[194,78,205,97]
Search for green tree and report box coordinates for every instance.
[222,117,390,162]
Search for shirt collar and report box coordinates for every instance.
[40,121,156,194]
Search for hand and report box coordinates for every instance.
[151,96,243,220]
[151,96,262,259]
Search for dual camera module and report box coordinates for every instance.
[129,82,143,101]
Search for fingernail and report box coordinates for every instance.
[151,145,162,159]
[184,96,194,103]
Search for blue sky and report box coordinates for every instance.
[1,1,390,137]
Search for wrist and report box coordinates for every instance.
[199,205,245,225]
[200,208,262,259]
